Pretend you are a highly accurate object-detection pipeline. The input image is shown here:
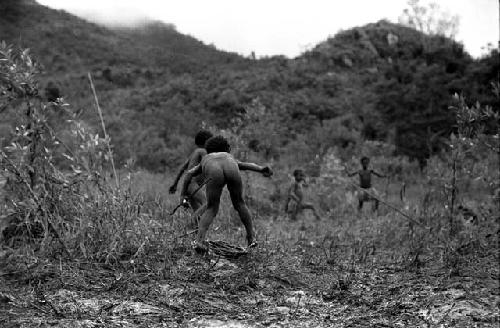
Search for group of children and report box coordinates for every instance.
[284,157,386,219]
[169,130,386,252]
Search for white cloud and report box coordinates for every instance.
[37,0,499,58]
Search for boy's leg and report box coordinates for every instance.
[290,202,300,221]
[184,183,206,230]
[358,190,368,212]
[369,188,380,212]
[296,204,307,230]
[188,203,206,231]
[196,177,224,246]
[373,199,380,212]
[190,191,205,212]
[226,170,255,246]
[356,190,361,211]
[302,203,321,220]
[187,182,206,212]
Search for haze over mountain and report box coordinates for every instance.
[37,0,499,59]
[0,0,244,73]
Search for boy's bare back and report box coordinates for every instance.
[189,148,207,184]
[188,148,207,169]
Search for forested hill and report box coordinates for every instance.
[0,0,497,171]
[292,21,497,161]
[0,0,245,74]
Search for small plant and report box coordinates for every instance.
[434,92,498,234]
[0,41,74,249]
[420,89,500,273]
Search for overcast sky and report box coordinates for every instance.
[38,0,498,58]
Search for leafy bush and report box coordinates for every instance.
[0,43,178,262]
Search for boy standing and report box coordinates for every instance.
[347,156,386,212]
[285,169,321,221]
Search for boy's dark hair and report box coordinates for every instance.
[293,169,304,177]
[205,135,231,154]
[195,130,213,147]
[361,156,370,163]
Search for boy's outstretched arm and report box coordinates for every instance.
[237,161,273,177]
[180,164,202,202]
[169,159,189,194]
[371,170,386,178]
[346,169,358,177]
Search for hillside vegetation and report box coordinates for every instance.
[0,0,497,171]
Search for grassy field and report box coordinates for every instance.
[1,170,498,328]
[1,14,498,327]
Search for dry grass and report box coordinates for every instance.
[2,169,498,327]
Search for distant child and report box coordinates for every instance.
[347,156,386,212]
[285,169,321,221]
[169,130,213,211]
[180,135,272,253]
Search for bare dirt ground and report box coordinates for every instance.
[0,214,498,328]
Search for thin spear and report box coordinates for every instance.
[87,72,119,189]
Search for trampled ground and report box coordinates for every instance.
[1,213,498,328]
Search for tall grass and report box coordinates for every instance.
[0,43,498,283]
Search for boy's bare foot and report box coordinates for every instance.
[246,235,258,249]
[247,241,258,249]
[192,241,208,254]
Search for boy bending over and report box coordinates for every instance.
[169,130,213,211]
[181,136,272,252]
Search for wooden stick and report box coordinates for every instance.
[169,178,211,215]
[345,180,425,227]
[87,73,119,190]
[340,164,457,252]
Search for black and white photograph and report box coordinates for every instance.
[0,0,499,326]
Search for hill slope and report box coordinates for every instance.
[0,0,244,74]
[0,1,497,170]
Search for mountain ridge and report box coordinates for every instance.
[0,0,246,75]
